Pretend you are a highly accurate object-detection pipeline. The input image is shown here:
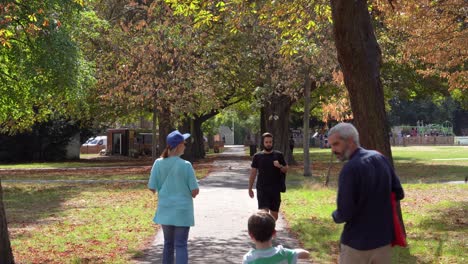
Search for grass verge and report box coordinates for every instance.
[4,182,155,264]
[281,183,467,264]
[2,162,211,263]
[284,146,468,263]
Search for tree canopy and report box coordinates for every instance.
[375,0,468,93]
[0,0,95,134]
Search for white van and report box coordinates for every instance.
[80,136,107,154]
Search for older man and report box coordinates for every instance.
[328,123,404,264]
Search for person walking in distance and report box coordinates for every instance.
[148,130,200,264]
[328,123,405,264]
[289,135,295,154]
[248,132,288,220]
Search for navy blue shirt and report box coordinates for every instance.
[332,148,404,250]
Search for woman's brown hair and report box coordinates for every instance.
[160,146,171,158]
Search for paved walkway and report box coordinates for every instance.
[134,145,311,264]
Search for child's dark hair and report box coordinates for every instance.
[248,210,276,242]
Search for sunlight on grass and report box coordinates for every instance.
[4,183,156,264]
[2,146,466,263]
[391,146,468,161]
[292,146,468,184]
[281,186,339,264]
[1,157,213,263]
[0,161,145,169]
[281,181,467,264]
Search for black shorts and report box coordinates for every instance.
[257,188,281,212]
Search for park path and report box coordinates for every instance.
[134,145,311,264]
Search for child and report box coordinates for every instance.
[243,210,310,264]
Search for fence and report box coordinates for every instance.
[454,137,468,146]
[390,136,454,146]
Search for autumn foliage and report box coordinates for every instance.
[376,0,467,91]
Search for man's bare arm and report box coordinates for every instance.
[248,168,257,198]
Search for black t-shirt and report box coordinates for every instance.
[251,150,286,191]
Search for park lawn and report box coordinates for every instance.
[2,166,210,263]
[291,146,468,184]
[281,183,467,264]
[0,172,149,181]
[392,146,468,183]
[283,146,468,263]
[4,182,155,264]
[0,168,211,181]
[0,162,210,182]
[0,161,148,169]
[391,146,468,161]
[293,146,468,163]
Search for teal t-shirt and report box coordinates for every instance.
[243,245,299,264]
[148,156,199,227]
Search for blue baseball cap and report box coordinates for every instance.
[167,130,190,148]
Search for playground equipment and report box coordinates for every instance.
[397,121,454,137]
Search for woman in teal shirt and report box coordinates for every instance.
[148,130,200,264]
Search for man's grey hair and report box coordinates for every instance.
[328,123,360,146]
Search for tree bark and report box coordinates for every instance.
[330,0,393,163]
[179,118,196,162]
[262,95,295,165]
[0,180,15,264]
[151,105,158,161]
[186,110,220,161]
[330,0,404,236]
[158,105,173,157]
[303,71,313,177]
[191,118,205,160]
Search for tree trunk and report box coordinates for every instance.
[151,105,158,161]
[330,0,403,235]
[191,117,206,160]
[303,71,313,177]
[0,181,15,264]
[262,95,295,165]
[179,118,194,162]
[158,105,173,157]
[190,111,220,160]
[330,0,392,163]
[260,108,267,149]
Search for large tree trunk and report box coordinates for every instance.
[179,118,198,162]
[262,95,295,165]
[151,105,158,161]
[330,0,404,236]
[191,117,206,160]
[158,105,173,157]
[187,111,220,161]
[330,0,393,163]
[0,181,15,264]
[303,71,313,177]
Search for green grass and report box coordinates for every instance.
[2,164,211,263]
[281,183,468,264]
[292,146,468,184]
[0,173,149,181]
[2,146,467,263]
[281,186,340,263]
[391,146,468,161]
[284,146,468,263]
[4,183,156,264]
[0,161,146,169]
